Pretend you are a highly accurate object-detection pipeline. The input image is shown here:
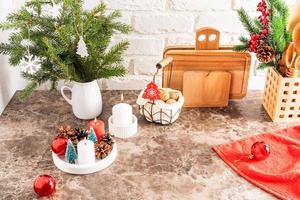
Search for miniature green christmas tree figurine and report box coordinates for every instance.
[65,139,77,164]
[88,128,98,143]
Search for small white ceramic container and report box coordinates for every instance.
[108,115,138,139]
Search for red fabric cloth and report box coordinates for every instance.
[212,126,300,200]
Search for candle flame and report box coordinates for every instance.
[94,117,97,122]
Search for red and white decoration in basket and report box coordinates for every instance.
[136,82,184,125]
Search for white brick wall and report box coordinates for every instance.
[97,0,299,90]
[6,0,300,91]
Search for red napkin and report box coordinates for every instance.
[213,126,300,200]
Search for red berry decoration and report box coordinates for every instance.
[250,141,270,161]
[248,0,272,53]
[51,137,68,156]
[142,82,160,102]
[33,175,56,197]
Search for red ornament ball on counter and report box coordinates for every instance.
[51,137,68,156]
[33,175,56,197]
[250,141,270,161]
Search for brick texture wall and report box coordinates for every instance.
[10,0,300,91]
[84,0,298,90]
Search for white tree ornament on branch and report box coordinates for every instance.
[19,54,42,75]
[76,36,89,58]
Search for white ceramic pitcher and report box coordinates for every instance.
[61,80,102,120]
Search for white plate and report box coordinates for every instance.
[52,143,117,175]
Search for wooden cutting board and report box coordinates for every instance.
[183,71,231,107]
[161,28,251,101]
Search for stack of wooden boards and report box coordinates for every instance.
[157,27,251,107]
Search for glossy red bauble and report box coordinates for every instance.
[51,137,68,156]
[33,175,56,197]
[251,141,270,161]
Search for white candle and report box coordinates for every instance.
[77,139,95,165]
[112,103,133,126]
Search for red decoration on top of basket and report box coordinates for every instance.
[142,82,160,102]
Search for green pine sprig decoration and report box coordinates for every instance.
[237,8,261,35]
[234,0,291,70]
[0,0,132,100]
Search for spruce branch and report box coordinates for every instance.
[270,14,286,54]
[237,8,260,34]
[97,66,127,79]
[101,40,129,67]
[254,19,264,31]
[239,36,250,44]
[0,0,131,99]
[233,44,249,52]
[257,62,275,69]
[18,81,38,101]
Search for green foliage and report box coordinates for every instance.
[65,139,77,164]
[257,61,275,69]
[267,0,291,68]
[233,44,249,52]
[233,36,250,52]
[88,128,98,143]
[234,0,291,70]
[237,8,260,35]
[0,0,131,100]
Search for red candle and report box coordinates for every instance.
[88,118,105,143]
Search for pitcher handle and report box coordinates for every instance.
[61,86,72,105]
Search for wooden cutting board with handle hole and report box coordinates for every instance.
[183,71,231,107]
[161,27,251,104]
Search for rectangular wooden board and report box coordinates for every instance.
[162,46,251,100]
[183,71,231,107]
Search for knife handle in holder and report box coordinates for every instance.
[156,57,173,70]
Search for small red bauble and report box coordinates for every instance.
[33,175,56,197]
[235,141,270,163]
[250,141,270,161]
[51,137,68,156]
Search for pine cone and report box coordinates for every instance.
[56,125,74,138]
[256,42,275,63]
[74,128,89,141]
[102,133,115,145]
[95,143,113,159]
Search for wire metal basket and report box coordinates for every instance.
[136,58,184,125]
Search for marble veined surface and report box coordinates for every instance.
[0,90,295,200]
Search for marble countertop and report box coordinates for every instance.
[0,90,296,200]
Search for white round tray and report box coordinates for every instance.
[52,143,117,175]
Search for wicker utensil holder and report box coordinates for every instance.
[263,67,300,122]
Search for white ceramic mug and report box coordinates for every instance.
[61,80,102,120]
